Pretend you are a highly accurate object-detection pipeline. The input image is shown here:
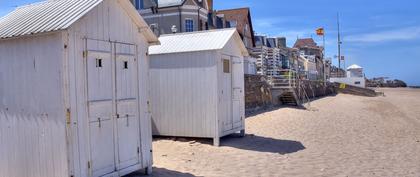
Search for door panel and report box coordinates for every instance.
[115,43,140,170]
[232,100,241,128]
[231,57,243,128]
[85,40,115,177]
[89,120,115,177]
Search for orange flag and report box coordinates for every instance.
[316,28,324,36]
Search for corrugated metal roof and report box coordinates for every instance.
[0,0,104,39]
[149,28,245,55]
[0,0,159,43]
[347,64,363,70]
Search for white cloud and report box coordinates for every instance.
[345,26,420,43]
[253,17,298,31]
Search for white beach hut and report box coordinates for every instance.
[149,29,248,146]
[347,64,364,78]
[0,0,158,176]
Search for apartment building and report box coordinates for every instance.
[253,35,298,77]
[131,0,211,36]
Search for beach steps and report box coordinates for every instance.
[279,91,299,106]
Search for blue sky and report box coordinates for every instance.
[214,0,420,86]
[1,0,420,85]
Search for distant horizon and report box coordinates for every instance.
[0,0,419,85]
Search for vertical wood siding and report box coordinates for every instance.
[150,51,218,138]
[68,0,153,176]
[0,111,68,177]
[0,33,68,177]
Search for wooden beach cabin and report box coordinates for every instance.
[0,0,158,176]
[149,29,248,146]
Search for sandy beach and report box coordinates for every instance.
[134,88,420,177]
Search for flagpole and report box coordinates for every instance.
[323,31,326,82]
[337,13,342,71]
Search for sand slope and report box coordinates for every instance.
[135,88,420,177]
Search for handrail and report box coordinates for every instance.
[297,80,311,108]
[267,69,298,89]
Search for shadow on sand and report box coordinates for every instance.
[154,134,305,155]
[125,167,196,177]
[221,134,305,154]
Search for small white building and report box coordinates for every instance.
[347,64,364,78]
[0,0,158,177]
[149,29,248,146]
[330,64,366,88]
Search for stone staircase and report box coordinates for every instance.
[279,91,299,106]
[269,69,312,108]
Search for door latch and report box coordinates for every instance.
[98,118,101,128]
[126,114,129,127]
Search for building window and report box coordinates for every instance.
[228,20,237,28]
[223,59,230,73]
[185,19,194,32]
[132,0,143,10]
[355,81,361,85]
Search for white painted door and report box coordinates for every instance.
[85,39,141,177]
[86,39,115,177]
[231,57,243,129]
[115,43,141,170]
[221,57,233,131]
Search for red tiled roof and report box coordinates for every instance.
[293,38,318,48]
[216,7,255,47]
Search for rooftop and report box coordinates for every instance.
[293,38,319,49]
[149,28,247,55]
[0,0,158,42]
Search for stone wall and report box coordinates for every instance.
[245,74,272,112]
[245,75,338,110]
[301,80,336,98]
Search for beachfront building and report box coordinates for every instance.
[0,0,158,176]
[253,35,299,77]
[330,64,366,88]
[330,65,346,78]
[131,0,211,36]
[294,38,324,81]
[148,29,248,146]
[300,52,318,80]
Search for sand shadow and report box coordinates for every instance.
[221,134,305,154]
[124,167,196,177]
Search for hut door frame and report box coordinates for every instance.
[84,39,141,177]
[221,56,233,132]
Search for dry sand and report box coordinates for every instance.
[135,88,420,177]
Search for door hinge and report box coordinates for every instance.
[137,147,140,154]
[87,161,91,169]
[66,108,71,125]
[83,51,88,58]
